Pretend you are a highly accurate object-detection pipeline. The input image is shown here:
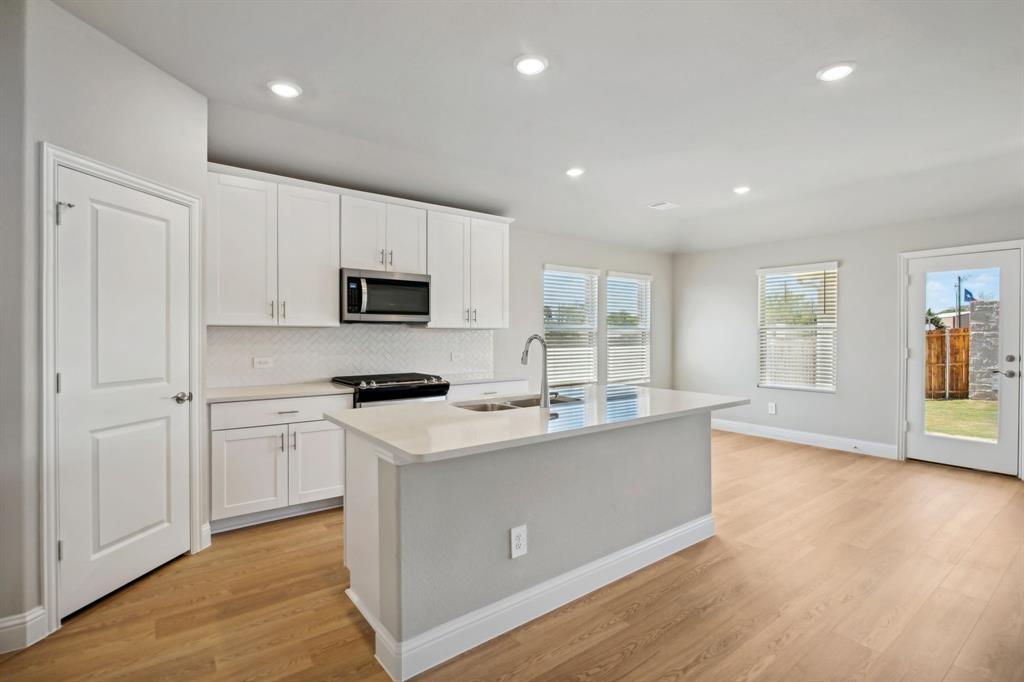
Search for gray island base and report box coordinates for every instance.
[325,385,748,680]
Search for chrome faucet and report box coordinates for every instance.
[521,334,550,408]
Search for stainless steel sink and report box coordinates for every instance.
[457,402,518,412]
[505,395,580,408]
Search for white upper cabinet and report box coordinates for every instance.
[340,196,387,271]
[385,204,427,274]
[469,218,509,328]
[206,173,278,325]
[277,185,340,327]
[427,212,509,329]
[427,212,471,328]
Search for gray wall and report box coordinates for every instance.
[673,205,1024,447]
[494,228,675,389]
[0,0,206,619]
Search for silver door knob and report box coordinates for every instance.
[171,391,193,404]
[991,369,1017,378]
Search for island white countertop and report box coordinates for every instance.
[324,385,748,464]
[206,381,354,404]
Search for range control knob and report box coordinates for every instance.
[369,380,377,388]
[358,381,368,388]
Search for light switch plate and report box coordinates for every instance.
[767,402,777,415]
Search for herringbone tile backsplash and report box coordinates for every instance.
[206,325,494,387]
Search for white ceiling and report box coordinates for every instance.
[57,0,1024,252]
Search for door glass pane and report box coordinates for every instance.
[923,267,1000,441]
[364,278,429,315]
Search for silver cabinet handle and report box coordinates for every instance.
[473,308,478,322]
[170,391,192,404]
[992,369,1018,378]
[388,250,394,266]
[379,248,385,265]
[282,301,287,320]
[279,433,285,452]
[270,300,275,318]
[276,410,299,415]
[464,308,470,322]
[291,432,298,450]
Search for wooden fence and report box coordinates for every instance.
[925,328,970,399]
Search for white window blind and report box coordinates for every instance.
[543,266,599,385]
[606,273,652,384]
[758,261,838,391]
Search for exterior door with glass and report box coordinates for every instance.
[906,248,1021,475]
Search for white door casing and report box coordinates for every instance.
[469,218,508,328]
[278,184,340,326]
[56,166,192,617]
[210,425,289,520]
[288,420,345,505]
[427,211,470,328]
[206,173,278,325]
[906,248,1021,475]
[341,195,387,271]
[385,204,427,274]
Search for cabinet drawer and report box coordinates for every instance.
[210,394,352,430]
[447,380,529,402]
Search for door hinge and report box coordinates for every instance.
[905,273,911,287]
[57,540,63,561]
[56,372,61,393]
[56,201,75,227]
[904,348,910,359]
[903,420,910,433]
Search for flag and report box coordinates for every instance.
[964,289,976,302]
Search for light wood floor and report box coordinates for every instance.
[2,431,1022,682]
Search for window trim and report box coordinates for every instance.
[605,271,653,385]
[756,260,839,393]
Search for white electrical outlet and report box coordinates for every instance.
[253,356,274,369]
[767,402,777,415]
[510,524,527,559]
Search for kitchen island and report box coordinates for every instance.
[324,385,747,681]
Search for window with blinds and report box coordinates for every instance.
[606,273,652,384]
[543,266,599,385]
[758,261,838,391]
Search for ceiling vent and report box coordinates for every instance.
[647,201,679,211]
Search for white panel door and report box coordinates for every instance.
[907,248,1020,474]
[278,185,340,326]
[427,211,470,328]
[210,425,289,520]
[206,173,278,325]
[341,195,386,271]
[469,218,508,328]
[56,166,191,617]
[288,420,345,505]
[385,204,427,274]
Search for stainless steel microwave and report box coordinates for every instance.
[341,269,431,324]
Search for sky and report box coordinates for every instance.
[926,267,1000,311]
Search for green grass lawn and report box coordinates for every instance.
[924,399,998,440]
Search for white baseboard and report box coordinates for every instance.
[353,514,715,681]
[712,418,898,460]
[0,606,48,654]
[210,497,343,534]
[199,523,212,551]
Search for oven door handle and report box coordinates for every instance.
[360,278,368,313]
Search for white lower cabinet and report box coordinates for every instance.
[210,395,349,522]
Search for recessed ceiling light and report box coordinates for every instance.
[816,63,856,82]
[566,167,585,178]
[648,201,679,211]
[515,55,548,76]
[268,80,302,98]
[733,186,751,195]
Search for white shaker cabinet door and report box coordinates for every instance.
[385,204,427,274]
[206,173,278,325]
[341,195,387,271]
[288,420,345,505]
[469,218,509,328]
[211,425,289,520]
[427,211,471,328]
[278,184,340,326]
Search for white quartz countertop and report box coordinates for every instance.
[206,381,354,404]
[446,375,529,386]
[324,385,748,464]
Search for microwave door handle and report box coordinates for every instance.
[360,278,368,313]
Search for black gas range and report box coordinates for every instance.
[331,372,450,407]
